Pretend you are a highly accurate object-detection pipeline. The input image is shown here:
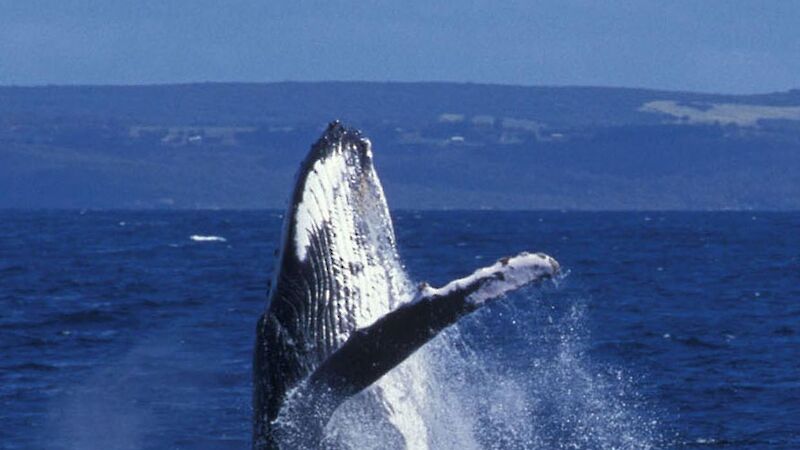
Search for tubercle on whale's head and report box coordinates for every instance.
[307,121,373,169]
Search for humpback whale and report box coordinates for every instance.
[253,122,560,449]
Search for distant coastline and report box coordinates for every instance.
[1,82,798,210]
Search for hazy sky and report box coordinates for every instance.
[1,0,798,93]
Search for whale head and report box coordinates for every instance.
[268,121,405,363]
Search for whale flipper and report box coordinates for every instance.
[253,122,559,449]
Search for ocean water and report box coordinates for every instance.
[1,210,798,449]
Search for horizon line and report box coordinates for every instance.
[0,80,796,97]
[1,208,796,213]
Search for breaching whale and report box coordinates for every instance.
[253,122,560,449]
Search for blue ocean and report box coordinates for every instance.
[1,210,798,449]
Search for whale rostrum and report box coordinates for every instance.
[253,122,560,449]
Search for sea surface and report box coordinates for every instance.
[1,211,798,449]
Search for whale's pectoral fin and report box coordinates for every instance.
[297,251,560,422]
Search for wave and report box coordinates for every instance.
[190,235,227,242]
[1,362,59,372]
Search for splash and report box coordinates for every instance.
[317,266,661,449]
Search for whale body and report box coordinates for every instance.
[252,122,560,449]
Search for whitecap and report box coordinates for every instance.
[190,235,226,242]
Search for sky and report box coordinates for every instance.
[0,0,798,94]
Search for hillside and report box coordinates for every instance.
[1,82,798,209]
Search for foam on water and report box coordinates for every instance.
[190,235,227,242]
[328,310,660,448]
